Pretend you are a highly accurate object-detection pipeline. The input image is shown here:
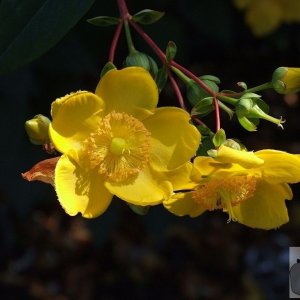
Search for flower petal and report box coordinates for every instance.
[232,180,291,229]
[255,149,300,184]
[162,162,198,191]
[163,192,206,217]
[215,145,264,167]
[22,157,60,186]
[49,91,105,154]
[95,67,158,120]
[55,155,112,218]
[104,165,172,206]
[144,107,201,171]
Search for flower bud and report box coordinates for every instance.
[272,67,300,94]
[123,51,158,79]
[25,114,50,145]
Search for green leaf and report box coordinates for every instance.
[191,97,214,117]
[197,136,214,156]
[240,92,261,99]
[0,0,95,74]
[166,41,177,63]
[199,75,221,84]
[132,9,165,25]
[212,128,226,147]
[156,66,168,92]
[197,125,214,136]
[237,115,257,131]
[87,16,120,26]
[127,203,150,216]
[100,62,116,78]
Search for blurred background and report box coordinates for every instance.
[1,0,300,299]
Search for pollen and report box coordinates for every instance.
[83,111,151,182]
[192,175,257,220]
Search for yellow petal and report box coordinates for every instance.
[256,149,300,184]
[104,165,172,206]
[49,91,105,154]
[161,162,198,191]
[191,156,253,182]
[232,180,291,229]
[163,192,206,217]
[144,107,201,171]
[95,67,158,120]
[215,145,264,167]
[55,155,112,218]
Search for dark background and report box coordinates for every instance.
[1,0,300,299]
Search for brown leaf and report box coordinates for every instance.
[22,157,60,186]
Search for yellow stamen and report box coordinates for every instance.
[83,111,151,182]
[192,175,257,221]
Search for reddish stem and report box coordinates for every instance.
[109,21,123,63]
[129,20,166,62]
[192,116,206,126]
[213,95,221,131]
[167,69,186,110]
[117,0,130,19]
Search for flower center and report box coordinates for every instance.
[192,175,257,222]
[83,111,151,182]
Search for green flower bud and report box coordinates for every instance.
[25,114,50,145]
[272,67,300,94]
[123,51,151,71]
[187,79,219,106]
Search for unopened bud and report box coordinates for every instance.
[272,67,300,94]
[25,114,50,145]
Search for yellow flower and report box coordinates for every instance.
[272,67,300,94]
[233,0,300,37]
[49,67,201,218]
[25,114,50,145]
[164,145,300,229]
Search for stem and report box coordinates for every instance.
[192,116,206,126]
[245,82,273,93]
[171,66,191,85]
[219,82,273,97]
[117,0,130,19]
[217,95,238,105]
[129,20,166,62]
[213,95,221,131]
[124,20,136,54]
[109,21,123,62]
[167,69,186,110]
[171,62,216,96]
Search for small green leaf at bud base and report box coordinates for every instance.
[236,97,253,117]
[222,139,241,151]
[156,67,168,92]
[132,9,165,25]
[272,67,300,94]
[187,79,219,106]
[101,62,116,78]
[123,51,151,70]
[237,115,257,132]
[127,203,150,215]
[212,129,226,147]
[191,97,214,117]
[166,41,177,63]
[25,115,50,145]
[146,56,158,79]
[87,16,120,26]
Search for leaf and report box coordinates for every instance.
[87,16,120,26]
[166,41,177,63]
[100,62,116,78]
[132,9,165,25]
[0,0,96,74]
[199,75,221,84]
[212,128,226,147]
[156,66,168,92]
